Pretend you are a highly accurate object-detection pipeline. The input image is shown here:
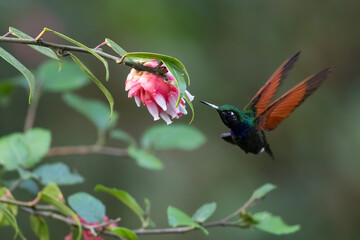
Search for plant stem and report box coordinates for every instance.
[0,36,167,78]
[21,206,122,239]
[0,196,40,207]
[46,145,128,157]
[24,84,41,131]
[8,178,24,192]
[220,197,260,223]
[3,191,260,239]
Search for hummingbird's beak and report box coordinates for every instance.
[200,100,219,110]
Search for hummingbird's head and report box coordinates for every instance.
[200,100,241,128]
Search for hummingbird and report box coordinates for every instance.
[200,52,332,159]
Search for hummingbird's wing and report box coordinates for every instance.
[244,52,300,116]
[258,67,332,131]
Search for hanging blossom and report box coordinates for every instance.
[125,61,194,124]
[64,216,117,240]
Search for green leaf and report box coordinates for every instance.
[127,146,163,170]
[253,211,300,235]
[34,162,83,186]
[0,128,52,170]
[192,202,217,223]
[0,46,35,103]
[42,28,109,81]
[39,190,82,240]
[62,92,117,132]
[105,39,147,63]
[167,206,208,234]
[41,183,64,202]
[240,210,258,225]
[0,133,29,170]
[0,203,25,239]
[69,54,114,119]
[24,128,51,167]
[251,183,277,201]
[17,168,37,181]
[0,187,18,227]
[69,228,80,240]
[110,129,136,145]
[95,185,145,224]
[9,27,61,68]
[30,215,49,240]
[141,124,205,151]
[109,226,138,240]
[163,61,187,106]
[68,192,105,223]
[105,38,127,57]
[38,60,89,92]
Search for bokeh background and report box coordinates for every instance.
[1,0,360,239]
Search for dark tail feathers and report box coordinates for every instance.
[265,144,275,160]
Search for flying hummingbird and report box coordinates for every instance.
[200,52,331,159]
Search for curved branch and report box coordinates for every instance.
[46,145,128,157]
[0,196,40,207]
[21,207,122,239]
[0,36,167,78]
[133,221,241,235]
[3,191,260,239]
[24,84,42,131]
[20,206,243,238]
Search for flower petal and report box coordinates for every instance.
[134,95,141,107]
[146,101,160,120]
[125,69,141,90]
[168,92,178,109]
[160,112,172,125]
[144,60,158,68]
[128,84,141,98]
[153,94,167,111]
[185,90,195,101]
[125,61,194,123]
[166,103,178,118]
[179,104,188,115]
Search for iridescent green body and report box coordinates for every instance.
[215,104,273,158]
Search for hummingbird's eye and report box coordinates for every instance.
[230,111,235,116]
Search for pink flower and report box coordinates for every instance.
[125,61,194,124]
[64,216,117,240]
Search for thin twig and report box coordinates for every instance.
[7,193,259,238]
[132,197,260,235]
[0,195,40,207]
[46,145,128,157]
[24,84,42,131]
[9,178,24,192]
[2,31,11,38]
[21,207,124,239]
[219,196,261,224]
[0,36,167,78]
[20,206,243,237]
[133,221,241,235]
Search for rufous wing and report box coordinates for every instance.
[245,52,301,116]
[258,67,332,131]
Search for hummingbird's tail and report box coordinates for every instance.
[265,144,275,160]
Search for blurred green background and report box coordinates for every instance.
[1,0,360,239]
